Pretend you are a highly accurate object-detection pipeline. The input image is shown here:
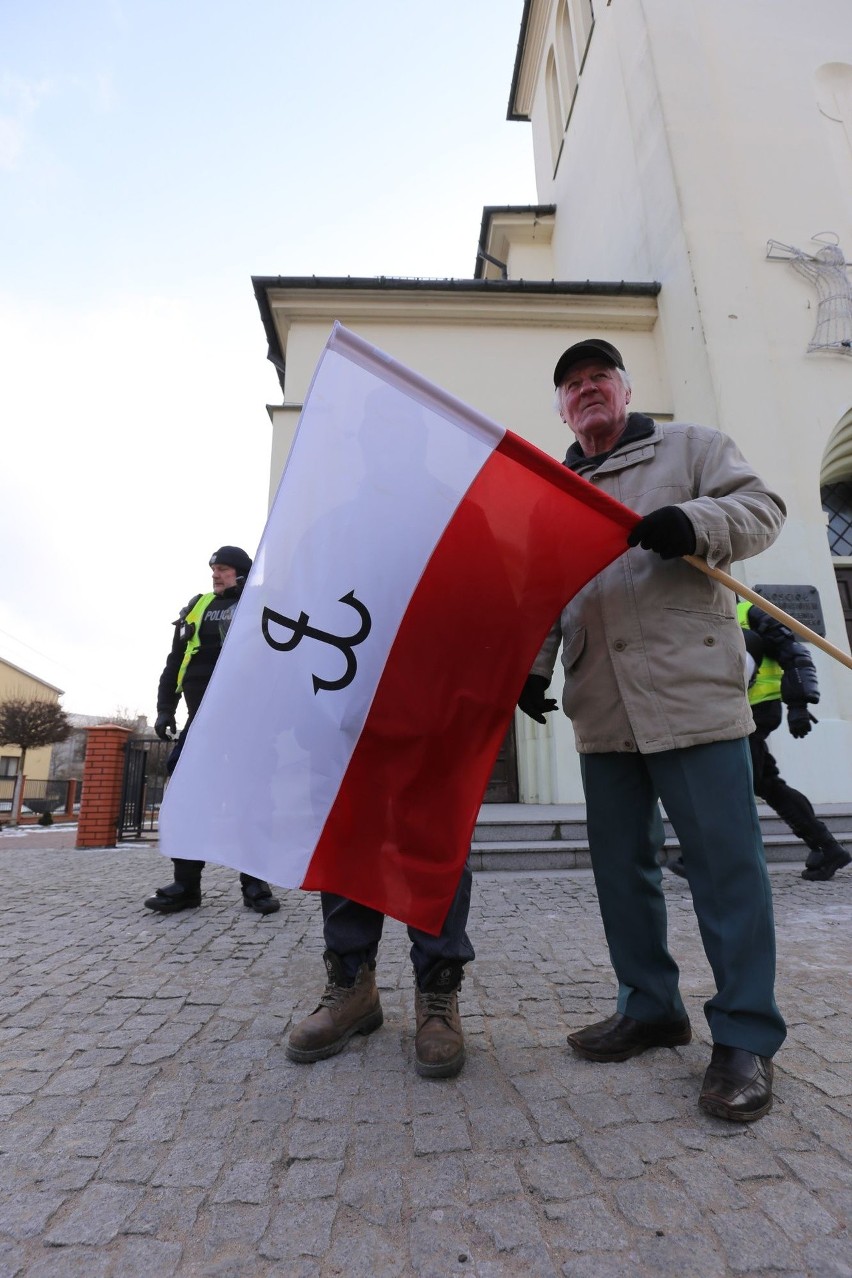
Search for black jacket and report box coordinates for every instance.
[743,603,819,706]
[156,583,243,720]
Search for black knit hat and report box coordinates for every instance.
[209,545,253,580]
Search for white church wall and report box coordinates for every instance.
[518,0,852,804]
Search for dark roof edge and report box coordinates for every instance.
[474,204,557,279]
[507,0,534,121]
[252,275,659,297]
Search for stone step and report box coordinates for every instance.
[469,832,852,872]
[474,804,852,841]
[470,804,852,870]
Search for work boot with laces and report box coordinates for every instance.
[414,960,466,1078]
[286,951,383,1063]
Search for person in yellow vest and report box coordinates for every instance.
[144,546,281,916]
[669,600,850,882]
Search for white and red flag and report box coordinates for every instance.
[159,323,635,933]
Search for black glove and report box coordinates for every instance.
[742,628,765,686]
[154,712,177,741]
[787,705,818,739]
[627,506,697,560]
[518,675,558,725]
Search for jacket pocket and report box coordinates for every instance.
[562,627,586,673]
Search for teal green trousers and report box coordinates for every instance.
[580,738,786,1057]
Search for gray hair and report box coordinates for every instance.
[554,364,632,421]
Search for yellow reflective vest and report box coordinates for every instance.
[738,600,781,706]
[175,593,216,693]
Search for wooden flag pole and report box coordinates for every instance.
[683,555,852,673]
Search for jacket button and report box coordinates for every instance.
[613,640,626,651]
[704,636,716,646]
[623,740,635,750]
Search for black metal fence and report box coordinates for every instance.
[118,737,173,841]
[0,777,74,818]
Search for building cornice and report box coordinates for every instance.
[252,275,661,390]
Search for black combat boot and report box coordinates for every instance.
[802,834,851,881]
[144,881,201,913]
[240,875,281,914]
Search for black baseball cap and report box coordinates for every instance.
[553,339,625,387]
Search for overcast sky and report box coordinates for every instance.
[1,0,535,720]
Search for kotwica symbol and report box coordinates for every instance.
[261,591,372,693]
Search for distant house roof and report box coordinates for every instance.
[0,656,63,697]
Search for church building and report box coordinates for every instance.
[253,0,852,808]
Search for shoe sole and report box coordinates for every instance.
[567,1024,692,1062]
[699,1094,773,1122]
[285,1007,384,1063]
[143,900,201,913]
[415,1047,466,1079]
[802,851,851,881]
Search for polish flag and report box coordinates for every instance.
[159,324,636,933]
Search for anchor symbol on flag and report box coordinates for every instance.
[260,591,372,693]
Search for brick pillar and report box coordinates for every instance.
[76,725,132,848]
[64,779,78,818]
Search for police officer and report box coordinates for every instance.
[144,546,281,915]
[669,601,850,882]
[739,601,850,882]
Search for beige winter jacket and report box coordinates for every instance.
[531,417,786,754]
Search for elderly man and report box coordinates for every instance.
[520,338,787,1121]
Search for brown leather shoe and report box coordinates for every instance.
[567,1012,691,1062]
[414,961,465,1079]
[286,951,383,1063]
[699,1044,773,1122]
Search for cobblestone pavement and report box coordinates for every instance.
[0,825,849,1277]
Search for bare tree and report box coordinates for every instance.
[101,707,145,733]
[0,697,71,777]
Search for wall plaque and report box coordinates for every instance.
[753,585,825,638]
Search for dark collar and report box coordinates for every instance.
[564,412,657,472]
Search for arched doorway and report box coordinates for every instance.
[820,407,852,647]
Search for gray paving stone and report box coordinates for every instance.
[323,1222,409,1278]
[150,1138,227,1189]
[0,1191,65,1240]
[407,1157,466,1209]
[259,1200,338,1260]
[412,1110,471,1156]
[520,1145,593,1201]
[0,840,849,1275]
[22,1250,112,1278]
[211,1158,271,1204]
[709,1208,806,1272]
[754,1178,843,1241]
[43,1181,143,1245]
[542,1193,630,1251]
[801,1236,852,1277]
[337,1168,404,1227]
